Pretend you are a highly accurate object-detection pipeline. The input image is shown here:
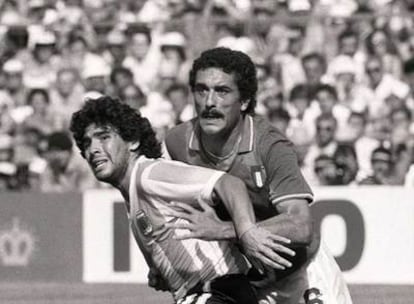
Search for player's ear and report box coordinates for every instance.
[129,141,140,151]
[240,99,250,112]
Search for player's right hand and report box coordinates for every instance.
[147,267,169,291]
[240,226,295,270]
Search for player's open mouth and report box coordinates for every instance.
[92,159,107,169]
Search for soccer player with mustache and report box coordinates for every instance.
[162,47,353,304]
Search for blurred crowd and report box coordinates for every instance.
[1,0,414,191]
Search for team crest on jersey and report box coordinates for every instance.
[135,210,153,236]
[250,165,266,188]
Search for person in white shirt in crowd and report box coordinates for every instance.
[49,67,86,130]
[103,29,128,67]
[123,24,164,95]
[345,111,381,181]
[363,55,410,121]
[328,54,373,116]
[328,29,366,82]
[81,55,111,97]
[271,25,306,97]
[23,29,62,90]
[365,28,403,80]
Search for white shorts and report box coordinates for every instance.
[257,240,353,304]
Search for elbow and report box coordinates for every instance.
[293,213,313,246]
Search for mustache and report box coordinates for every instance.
[200,109,223,118]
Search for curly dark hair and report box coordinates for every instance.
[189,47,258,114]
[70,96,162,158]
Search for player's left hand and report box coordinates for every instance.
[163,200,228,240]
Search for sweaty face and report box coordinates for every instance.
[82,124,132,183]
[193,68,247,137]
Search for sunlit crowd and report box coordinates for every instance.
[1,0,414,191]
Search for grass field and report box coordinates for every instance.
[0,283,412,304]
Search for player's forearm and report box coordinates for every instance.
[257,200,313,246]
[214,174,257,239]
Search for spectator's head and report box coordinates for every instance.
[315,113,337,147]
[26,88,50,113]
[70,96,162,164]
[56,68,80,97]
[82,57,110,93]
[287,25,305,56]
[365,55,384,87]
[127,26,152,61]
[334,143,359,184]
[3,59,24,92]
[106,30,127,64]
[338,29,359,56]
[67,33,89,59]
[119,84,147,110]
[366,28,394,56]
[110,67,134,92]
[314,84,338,114]
[390,105,412,129]
[31,31,56,64]
[347,111,367,141]
[302,52,326,85]
[160,31,187,62]
[314,154,338,185]
[370,146,393,179]
[329,55,357,88]
[189,47,258,115]
[267,107,291,135]
[45,131,74,172]
[251,1,277,37]
[165,82,190,116]
[289,84,310,116]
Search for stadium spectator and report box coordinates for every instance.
[345,111,381,181]
[307,83,351,141]
[123,24,163,94]
[119,83,147,112]
[333,143,359,185]
[21,88,57,136]
[267,107,291,136]
[39,131,99,192]
[164,82,194,124]
[313,154,340,185]
[49,67,85,130]
[302,113,340,185]
[301,52,331,97]
[108,66,135,98]
[359,146,398,185]
[328,55,372,114]
[365,28,403,79]
[103,29,128,67]
[364,55,409,120]
[23,29,61,90]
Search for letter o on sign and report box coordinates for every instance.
[312,200,365,271]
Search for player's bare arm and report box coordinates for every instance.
[212,173,295,270]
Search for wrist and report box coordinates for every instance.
[238,224,257,240]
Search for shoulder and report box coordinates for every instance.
[165,119,196,154]
[251,115,293,151]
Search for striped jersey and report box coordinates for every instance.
[128,156,249,301]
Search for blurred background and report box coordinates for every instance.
[1,0,414,303]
